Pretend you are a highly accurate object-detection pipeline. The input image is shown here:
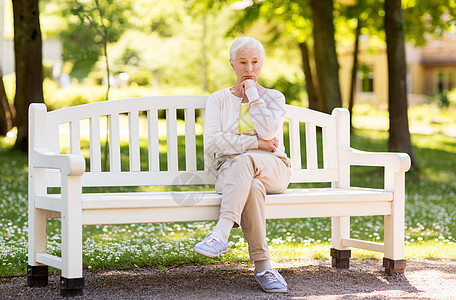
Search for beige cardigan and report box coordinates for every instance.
[204,87,290,170]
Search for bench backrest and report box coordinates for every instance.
[30,95,349,188]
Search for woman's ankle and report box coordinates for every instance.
[213,218,234,244]
[254,259,272,273]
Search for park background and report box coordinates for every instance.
[0,0,455,277]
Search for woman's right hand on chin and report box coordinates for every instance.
[257,136,279,152]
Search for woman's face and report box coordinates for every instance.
[231,46,263,83]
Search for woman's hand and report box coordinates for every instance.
[241,79,256,91]
[240,79,258,100]
[257,136,279,152]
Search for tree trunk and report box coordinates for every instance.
[385,0,417,169]
[12,0,44,151]
[310,0,342,113]
[348,18,361,133]
[0,75,13,136]
[299,42,320,111]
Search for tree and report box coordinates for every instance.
[347,17,361,133]
[0,75,14,136]
[299,41,320,111]
[310,0,342,113]
[12,0,44,151]
[384,0,417,168]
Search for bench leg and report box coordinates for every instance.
[331,248,351,269]
[331,216,351,269]
[383,169,406,275]
[27,265,48,287]
[383,258,406,275]
[60,277,84,297]
[28,168,48,288]
[60,175,84,296]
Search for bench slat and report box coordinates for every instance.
[109,114,121,172]
[36,188,392,225]
[322,123,338,169]
[49,124,60,154]
[167,108,179,171]
[36,253,62,270]
[47,96,208,125]
[201,109,211,171]
[185,108,197,171]
[288,118,301,169]
[36,188,392,210]
[44,168,339,187]
[90,117,102,172]
[306,122,318,169]
[129,111,141,172]
[147,109,160,171]
[342,238,384,253]
[70,120,80,155]
[80,201,391,225]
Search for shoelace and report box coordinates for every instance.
[261,270,287,286]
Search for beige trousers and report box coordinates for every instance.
[215,151,291,261]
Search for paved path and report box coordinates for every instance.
[2,259,456,299]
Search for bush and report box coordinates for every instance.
[128,70,152,86]
[44,82,157,110]
[270,76,304,106]
[432,91,450,108]
[45,84,106,110]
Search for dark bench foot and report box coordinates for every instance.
[331,248,351,269]
[383,258,406,275]
[60,277,84,297]
[27,265,48,287]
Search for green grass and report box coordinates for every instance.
[1,122,456,277]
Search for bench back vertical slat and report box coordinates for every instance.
[108,114,121,172]
[185,108,197,171]
[89,117,102,172]
[201,109,212,172]
[70,120,80,155]
[322,122,337,170]
[333,108,350,188]
[147,109,160,171]
[166,108,179,171]
[128,111,141,172]
[288,118,301,169]
[49,125,60,154]
[305,122,318,170]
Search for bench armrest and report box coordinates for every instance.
[340,146,411,173]
[31,148,86,176]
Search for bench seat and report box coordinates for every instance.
[35,188,393,225]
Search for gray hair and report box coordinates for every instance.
[229,36,265,64]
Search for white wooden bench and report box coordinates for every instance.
[27,96,410,296]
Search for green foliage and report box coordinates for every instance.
[270,75,304,105]
[403,0,456,46]
[43,83,154,111]
[58,0,133,79]
[432,91,450,108]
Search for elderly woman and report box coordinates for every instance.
[194,36,291,293]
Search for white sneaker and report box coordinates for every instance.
[255,269,288,293]
[194,232,228,258]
